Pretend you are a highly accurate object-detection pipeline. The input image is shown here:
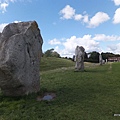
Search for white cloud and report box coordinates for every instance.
[93,34,120,41]
[63,35,100,53]
[59,5,110,28]
[0,0,16,2]
[59,5,75,19]
[13,20,21,23]
[83,15,89,23]
[88,12,110,28]
[49,38,61,45]
[0,0,32,13]
[112,0,120,6]
[113,8,120,24]
[0,23,8,32]
[0,0,16,13]
[0,0,29,2]
[52,35,100,57]
[50,34,120,57]
[74,14,83,21]
[108,43,120,54]
[0,2,8,13]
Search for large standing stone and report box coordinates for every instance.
[0,21,43,96]
[75,46,85,71]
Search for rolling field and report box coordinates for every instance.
[0,57,120,120]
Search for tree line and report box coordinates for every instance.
[85,51,120,63]
[43,49,120,63]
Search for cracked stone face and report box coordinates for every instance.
[0,21,43,96]
[75,46,85,71]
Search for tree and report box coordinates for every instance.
[44,48,60,58]
[51,51,60,57]
[84,52,88,61]
[101,52,116,60]
[44,48,54,57]
[87,51,100,63]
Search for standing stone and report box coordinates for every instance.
[99,53,103,65]
[74,46,85,71]
[0,21,43,96]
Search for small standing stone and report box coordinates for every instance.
[99,54,103,65]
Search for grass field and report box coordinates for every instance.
[40,57,74,71]
[0,57,120,120]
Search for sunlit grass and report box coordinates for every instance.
[40,57,74,71]
[0,60,120,120]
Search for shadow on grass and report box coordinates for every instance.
[0,83,110,100]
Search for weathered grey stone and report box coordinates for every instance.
[99,54,103,65]
[74,46,85,71]
[0,21,43,96]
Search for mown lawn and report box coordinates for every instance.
[0,58,120,120]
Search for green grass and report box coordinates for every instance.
[0,58,120,120]
[40,57,74,71]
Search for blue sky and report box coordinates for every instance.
[0,0,120,57]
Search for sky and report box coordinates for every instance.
[0,0,120,57]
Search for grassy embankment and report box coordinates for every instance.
[0,57,120,120]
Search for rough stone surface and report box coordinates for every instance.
[74,46,85,71]
[0,21,43,96]
[99,54,103,65]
